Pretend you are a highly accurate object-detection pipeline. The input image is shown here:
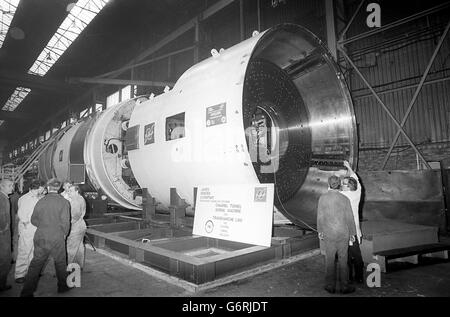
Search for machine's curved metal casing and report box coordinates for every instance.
[38,24,357,228]
[127,24,358,227]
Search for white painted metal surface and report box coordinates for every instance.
[128,31,267,210]
[126,24,358,228]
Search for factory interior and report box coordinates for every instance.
[0,0,450,301]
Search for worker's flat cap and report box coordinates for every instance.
[46,178,61,188]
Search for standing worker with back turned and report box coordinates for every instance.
[317,175,357,294]
[0,179,14,292]
[21,179,72,297]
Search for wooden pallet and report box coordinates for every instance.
[373,243,450,272]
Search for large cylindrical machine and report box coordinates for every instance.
[38,24,357,228]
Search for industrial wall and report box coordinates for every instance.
[342,0,450,170]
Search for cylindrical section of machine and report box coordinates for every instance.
[39,120,96,193]
[243,58,312,204]
[38,125,75,182]
[52,123,83,181]
[125,24,357,229]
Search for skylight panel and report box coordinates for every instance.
[28,0,109,76]
[2,87,30,111]
[0,0,21,48]
[0,86,30,127]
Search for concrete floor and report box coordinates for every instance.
[1,248,187,297]
[1,245,449,297]
[196,253,450,297]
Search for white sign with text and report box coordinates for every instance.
[193,184,274,247]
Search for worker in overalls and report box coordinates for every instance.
[317,175,357,294]
[14,180,45,283]
[20,179,71,297]
[0,179,14,292]
[341,160,364,284]
[67,185,87,268]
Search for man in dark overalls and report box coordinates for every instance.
[317,175,357,294]
[9,183,21,260]
[21,179,71,297]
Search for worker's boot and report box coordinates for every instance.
[324,285,336,294]
[355,265,365,284]
[0,285,12,292]
[57,285,73,294]
[341,285,356,294]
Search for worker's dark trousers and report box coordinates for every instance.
[10,212,16,253]
[21,236,68,297]
[348,238,364,282]
[324,238,350,289]
[0,230,12,289]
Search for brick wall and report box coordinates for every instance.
[358,141,450,171]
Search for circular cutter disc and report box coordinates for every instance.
[243,58,312,204]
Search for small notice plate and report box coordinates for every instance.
[206,102,227,127]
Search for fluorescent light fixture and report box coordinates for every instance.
[0,0,21,48]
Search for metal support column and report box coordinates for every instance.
[194,17,200,63]
[142,188,157,224]
[169,188,189,228]
[240,0,245,41]
[325,0,337,60]
[337,0,365,42]
[257,0,261,31]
